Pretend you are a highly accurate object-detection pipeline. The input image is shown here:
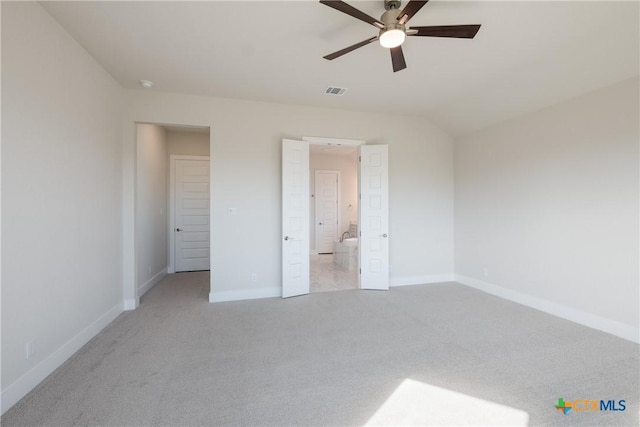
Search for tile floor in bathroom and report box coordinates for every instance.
[310,254,358,293]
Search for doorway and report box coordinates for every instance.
[282,137,389,298]
[135,123,210,302]
[310,146,358,293]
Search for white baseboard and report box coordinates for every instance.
[456,275,640,344]
[209,286,281,303]
[390,274,455,287]
[1,303,123,415]
[138,267,168,297]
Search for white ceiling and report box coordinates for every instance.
[42,1,639,136]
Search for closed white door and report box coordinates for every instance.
[282,139,310,298]
[359,145,389,290]
[315,170,339,254]
[175,159,210,272]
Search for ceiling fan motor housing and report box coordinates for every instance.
[379,7,404,36]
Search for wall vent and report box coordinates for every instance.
[325,86,348,96]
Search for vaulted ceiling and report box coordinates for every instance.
[42,1,639,136]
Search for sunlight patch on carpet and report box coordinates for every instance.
[365,378,529,426]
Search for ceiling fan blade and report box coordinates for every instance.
[409,24,481,38]
[397,0,429,25]
[320,1,384,29]
[390,46,407,72]
[323,36,378,60]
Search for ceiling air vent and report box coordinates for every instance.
[325,86,348,96]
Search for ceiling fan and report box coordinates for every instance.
[320,0,481,72]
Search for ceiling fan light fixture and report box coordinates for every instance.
[379,28,405,48]
[320,0,481,72]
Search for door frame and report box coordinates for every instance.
[168,155,211,273]
[314,169,341,254]
[124,121,212,310]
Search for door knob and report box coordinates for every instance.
[284,236,292,241]
[380,233,388,238]
[176,228,183,232]
[318,222,323,225]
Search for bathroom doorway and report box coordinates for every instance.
[282,137,389,298]
[309,144,359,293]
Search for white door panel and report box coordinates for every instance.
[315,170,339,254]
[175,159,210,272]
[282,139,310,298]
[359,145,389,290]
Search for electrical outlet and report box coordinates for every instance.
[251,273,257,282]
[26,341,34,359]
[147,266,152,275]
[482,267,489,277]
[228,207,238,216]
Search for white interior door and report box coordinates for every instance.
[359,145,389,290]
[175,158,210,272]
[282,139,310,298]
[315,170,339,254]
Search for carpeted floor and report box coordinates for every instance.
[2,272,638,426]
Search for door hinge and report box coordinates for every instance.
[359,156,361,162]
[359,268,361,274]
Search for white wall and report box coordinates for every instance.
[309,151,358,251]
[122,91,455,303]
[167,130,209,156]
[455,77,640,341]
[1,1,124,412]
[136,124,168,295]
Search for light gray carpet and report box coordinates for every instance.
[2,272,638,426]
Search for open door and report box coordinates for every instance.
[359,145,389,290]
[282,139,310,297]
